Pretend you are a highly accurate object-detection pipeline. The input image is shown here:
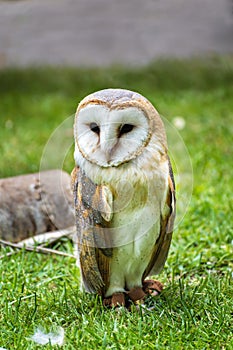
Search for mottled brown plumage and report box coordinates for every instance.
[71,167,112,295]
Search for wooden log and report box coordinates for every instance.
[0,170,75,242]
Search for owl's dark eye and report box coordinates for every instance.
[90,122,100,135]
[119,124,134,136]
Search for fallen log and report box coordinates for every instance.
[0,170,75,242]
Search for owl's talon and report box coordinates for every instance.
[142,279,164,295]
[103,297,112,307]
[103,292,125,308]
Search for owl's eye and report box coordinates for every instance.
[89,122,100,135]
[119,124,134,136]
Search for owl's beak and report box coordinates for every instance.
[101,142,117,163]
[100,127,118,163]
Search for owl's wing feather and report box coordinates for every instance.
[71,167,113,295]
[143,157,176,279]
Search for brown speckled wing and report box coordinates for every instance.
[71,167,112,296]
[142,157,176,280]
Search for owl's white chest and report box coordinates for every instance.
[105,166,167,297]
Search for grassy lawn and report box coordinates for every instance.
[0,57,233,349]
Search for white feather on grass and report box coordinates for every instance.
[30,326,64,346]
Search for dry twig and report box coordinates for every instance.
[0,236,76,260]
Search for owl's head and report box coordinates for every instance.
[74,89,167,168]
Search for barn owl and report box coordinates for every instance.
[71,88,175,307]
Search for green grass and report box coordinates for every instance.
[0,57,233,349]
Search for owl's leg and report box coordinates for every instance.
[105,282,125,298]
[105,258,127,298]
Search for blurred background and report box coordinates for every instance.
[0,0,232,67]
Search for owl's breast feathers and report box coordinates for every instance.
[71,159,175,296]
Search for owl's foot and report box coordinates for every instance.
[142,279,163,296]
[103,281,163,308]
[103,292,125,308]
[127,281,163,304]
[127,286,146,303]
